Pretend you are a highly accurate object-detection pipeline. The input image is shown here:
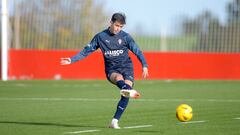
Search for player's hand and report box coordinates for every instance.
[142,67,149,78]
[60,58,71,65]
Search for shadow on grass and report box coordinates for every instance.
[0,120,105,128]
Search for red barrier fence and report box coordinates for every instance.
[4,49,240,80]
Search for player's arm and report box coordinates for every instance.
[126,35,149,78]
[60,36,99,65]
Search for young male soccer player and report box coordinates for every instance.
[60,13,149,129]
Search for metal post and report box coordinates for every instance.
[1,0,9,81]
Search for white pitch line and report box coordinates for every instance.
[1,97,240,103]
[64,129,100,134]
[0,97,118,102]
[178,120,207,124]
[124,125,153,129]
[64,125,152,134]
[233,117,240,120]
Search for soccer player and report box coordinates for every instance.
[60,12,149,129]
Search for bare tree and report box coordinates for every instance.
[11,0,108,49]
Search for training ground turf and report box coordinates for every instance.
[0,80,240,135]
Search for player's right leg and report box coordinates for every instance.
[108,72,140,98]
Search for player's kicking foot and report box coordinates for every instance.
[109,118,120,129]
[120,89,141,99]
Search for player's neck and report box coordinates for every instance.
[107,27,115,36]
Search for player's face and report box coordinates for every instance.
[109,21,124,35]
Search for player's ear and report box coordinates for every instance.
[110,21,113,25]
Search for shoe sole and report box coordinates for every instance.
[120,90,130,97]
[120,90,141,99]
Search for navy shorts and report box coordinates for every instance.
[106,66,134,83]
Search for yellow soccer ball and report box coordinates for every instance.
[176,104,193,122]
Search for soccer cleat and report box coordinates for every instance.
[120,89,141,99]
[109,118,120,129]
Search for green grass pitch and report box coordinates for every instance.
[0,80,240,135]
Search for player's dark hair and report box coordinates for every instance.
[111,12,126,24]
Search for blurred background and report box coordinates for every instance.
[1,0,240,80]
[3,0,240,52]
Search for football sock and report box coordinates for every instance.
[113,95,129,120]
[114,80,132,120]
[116,80,132,90]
